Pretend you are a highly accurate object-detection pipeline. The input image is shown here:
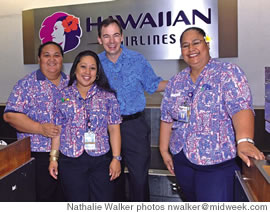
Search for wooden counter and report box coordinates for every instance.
[241,159,270,201]
[0,137,31,178]
[0,137,35,201]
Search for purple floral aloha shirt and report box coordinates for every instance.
[4,69,69,152]
[55,83,121,157]
[161,59,254,165]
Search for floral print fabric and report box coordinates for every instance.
[161,59,254,165]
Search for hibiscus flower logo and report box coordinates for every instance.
[39,12,82,53]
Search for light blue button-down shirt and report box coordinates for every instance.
[99,45,162,115]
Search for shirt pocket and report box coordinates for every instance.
[58,101,76,123]
[197,90,218,112]
[88,108,108,131]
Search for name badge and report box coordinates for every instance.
[178,106,190,123]
[84,131,96,150]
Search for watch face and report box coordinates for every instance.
[114,156,122,161]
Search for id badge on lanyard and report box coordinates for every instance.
[178,105,191,123]
[178,93,192,123]
[84,121,96,150]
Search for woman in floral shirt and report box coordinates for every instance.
[160,27,264,202]
[49,50,121,201]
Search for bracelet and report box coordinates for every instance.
[237,138,255,145]
[49,156,58,162]
[50,149,59,157]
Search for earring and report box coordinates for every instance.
[96,75,99,80]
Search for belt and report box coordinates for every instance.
[121,111,143,122]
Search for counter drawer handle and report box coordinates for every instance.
[170,183,181,192]
[242,177,251,181]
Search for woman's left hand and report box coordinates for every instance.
[109,159,121,181]
[237,142,265,167]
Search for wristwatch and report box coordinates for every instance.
[113,155,122,161]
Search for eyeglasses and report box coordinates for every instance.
[181,39,204,50]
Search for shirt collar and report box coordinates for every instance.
[36,69,67,81]
[100,44,128,64]
[118,44,128,60]
[71,81,98,99]
[36,69,46,80]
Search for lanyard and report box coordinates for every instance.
[83,100,94,132]
[186,68,208,104]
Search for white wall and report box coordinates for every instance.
[221,0,270,108]
[0,0,269,107]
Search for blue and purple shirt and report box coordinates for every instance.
[99,45,162,115]
[55,83,121,157]
[161,59,254,165]
[4,69,68,152]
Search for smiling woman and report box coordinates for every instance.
[38,42,63,83]
[48,50,122,202]
[159,26,265,202]
[179,27,210,82]
[75,55,98,98]
[3,41,68,201]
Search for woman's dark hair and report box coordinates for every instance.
[38,41,64,57]
[68,50,115,94]
[98,17,123,38]
[180,27,206,44]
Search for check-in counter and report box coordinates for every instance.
[0,137,35,201]
[236,159,270,202]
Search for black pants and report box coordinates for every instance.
[58,151,115,202]
[31,152,65,202]
[115,115,151,201]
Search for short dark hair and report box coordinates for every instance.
[68,50,115,94]
[180,27,206,44]
[38,41,64,57]
[98,17,123,38]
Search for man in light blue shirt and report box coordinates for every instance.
[98,17,167,201]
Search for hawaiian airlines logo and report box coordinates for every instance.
[39,12,82,54]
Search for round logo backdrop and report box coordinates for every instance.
[39,12,82,54]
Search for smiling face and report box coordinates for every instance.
[38,44,63,80]
[181,29,210,72]
[75,55,97,92]
[97,22,123,62]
